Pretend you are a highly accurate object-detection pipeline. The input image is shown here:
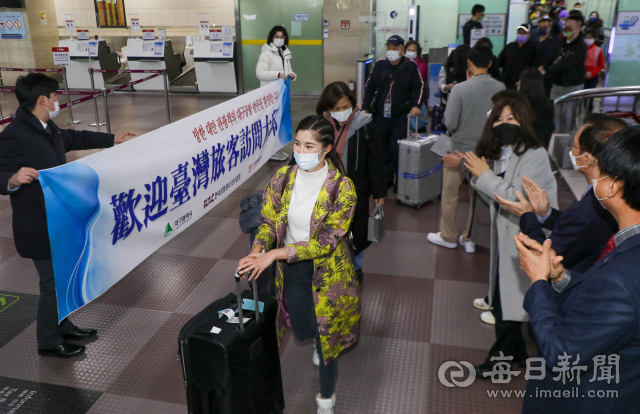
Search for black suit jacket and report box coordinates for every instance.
[0,107,114,259]
[519,187,618,273]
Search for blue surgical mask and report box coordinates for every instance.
[517,35,528,43]
[538,28,548,36]
[589,16,597,22]
[559,20,566,28]
[293,148,326,171]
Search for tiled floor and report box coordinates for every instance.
[0,91,577,414]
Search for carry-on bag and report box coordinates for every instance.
[367,205,386,242]
[178,273,284,414]
[397,114,443,209]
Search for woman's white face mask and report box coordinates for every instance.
[404,51,417,60]
[293,148,326,171]
[273,38,285,48]
[330,107,352,123]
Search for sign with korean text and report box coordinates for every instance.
[294,13,309,21]
[470,29,485,47]
[77,29,90,40]
[131,18,140,32]
[209,27,222,41]
[65,20,75,35]
[457,14,505,37]
[52,47,70,65]
[200,21,209,35]
[142,29,155,40]
[0,12,27,39]
[38,79,293,322]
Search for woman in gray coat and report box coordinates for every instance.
[463,94,558,377]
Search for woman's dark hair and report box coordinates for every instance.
[267,25,289,46]
[405,40,423,57]
[476,94,541,160]
[295,115,345,174]
[584,28,598,38]
[15,73,58,111]
[519,67,553,114]
[598,126,640,211]
[589,11,599,19]
[474,37,493,51]
[579,113,628,158]
[316,82,356,115]
[491,89,521,104]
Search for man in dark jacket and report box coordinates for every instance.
[498,23,538,89]
[362,35,423,188]
[0,73,135,358]
[495,114,626,273]
[539,14,587,131]
[463,4,485,47]
[533,18,558,96]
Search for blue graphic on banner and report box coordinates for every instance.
[39,78,292,322]
[0,12,27,39]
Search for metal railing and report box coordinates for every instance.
[554,86,640,132]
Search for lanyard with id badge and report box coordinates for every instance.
[384,80,394,118]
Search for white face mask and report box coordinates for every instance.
[44,96,60,119]
[273,38,285,48]
[330,107,352,123]
[592,175,611,210]
[584,38,595,46]
[569,150,588,171]
[293,148,326,171]
[404,51,417,60]
[386,50,401,62]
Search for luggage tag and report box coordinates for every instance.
[383,102,391,118]
[242,299,264,313]
[218,308,237,320]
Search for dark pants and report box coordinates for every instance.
[584,77,599,113]
[283,260,338,399]
[374,114,408,185]
[33,259,76,349]
[484,270,528,366]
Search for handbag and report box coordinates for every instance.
[367,205,386,242]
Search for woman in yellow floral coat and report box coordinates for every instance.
[238,115,360,413]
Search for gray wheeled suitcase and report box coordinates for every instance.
[397,115,443,210]
[551,133,573,169]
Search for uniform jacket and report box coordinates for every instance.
[520,187,617,273]
[0,107,114,259]
[255,42,297,87]
[522,233,640,414]
[253,160,360,363]
[472,146,558,322]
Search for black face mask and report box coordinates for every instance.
[493,123,521,146]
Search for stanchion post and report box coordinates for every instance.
[62,66,81,125]
[102,89,111,134]
[163,69,171,124]
[88,66,105,127]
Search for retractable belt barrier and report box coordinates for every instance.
[0,68,170,134]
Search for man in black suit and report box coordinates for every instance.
[495,114,627,273]
[514,126,640,414]
[0,73,135,357]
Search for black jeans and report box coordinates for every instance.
[33,259,76,349]
[374,114,408,185]
[283,260,338,399]
[484,269,528,366]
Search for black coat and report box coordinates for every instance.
[0,107,114,259]
[534,35,559,67]
[543,32,587,87]
[463,19,482,47]
[498,40,537,89]
[362,57,424,117]
[532,103,555,148]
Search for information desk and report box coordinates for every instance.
[58,39,119,90]
[193,41,237,93]
[126,39,182,91]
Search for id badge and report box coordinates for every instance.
[383,102,391,118]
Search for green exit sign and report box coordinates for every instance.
[0,294,19,313]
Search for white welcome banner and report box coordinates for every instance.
[38,79,292,321]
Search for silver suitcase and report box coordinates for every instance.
[551,133,573,169]
[397,115,443,209]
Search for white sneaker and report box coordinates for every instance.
[316,392,336,406]
[459,235,476,253]
[316,395,334,414]
[269,150,289,161]
[313,343,320,366]
[473,297,493,311]
[427,232,457,249]
[481,311,496,325]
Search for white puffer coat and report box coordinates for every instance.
[255,42,297,87]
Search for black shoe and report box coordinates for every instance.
[62,327,98,339]
[355,268,364,286]
[38,342,86,358]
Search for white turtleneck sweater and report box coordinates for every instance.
[284,162,329,245]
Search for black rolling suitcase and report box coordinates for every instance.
[178,273,285,414]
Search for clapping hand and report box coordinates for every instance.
[494,190,533,217]
[463,152,491,178]
[522,176,550,217]
[443,150,464,168]
[513,233,565,284]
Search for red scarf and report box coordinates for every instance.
[325,105,359,159]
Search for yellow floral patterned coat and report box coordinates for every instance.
[253,160,361,364]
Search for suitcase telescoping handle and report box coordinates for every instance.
[407,113,417,140]
[234,271,260,333]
